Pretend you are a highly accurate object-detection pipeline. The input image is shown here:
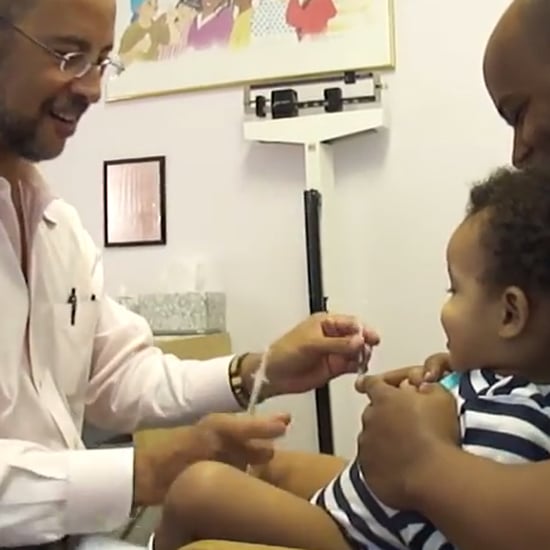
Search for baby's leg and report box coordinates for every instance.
[254,449,346,499]
[154,461,351,550]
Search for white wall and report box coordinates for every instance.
[41,0,513,458]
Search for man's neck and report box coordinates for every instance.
[0,152,32,218]
[0,151,27,187]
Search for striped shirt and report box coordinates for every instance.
[312,369,550,550]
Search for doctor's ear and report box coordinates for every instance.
[498,286,529,339]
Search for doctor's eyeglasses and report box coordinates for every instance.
[0,16,125,80]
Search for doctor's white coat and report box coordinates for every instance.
[0,194,237,545]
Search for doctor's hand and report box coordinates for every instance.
[241,313,380,399]
[355,376,459,509]
[133,412,290,506]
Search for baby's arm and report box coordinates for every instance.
[153,460,351,550]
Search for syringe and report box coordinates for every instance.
[245,350,270,475]
[246,349,270,416]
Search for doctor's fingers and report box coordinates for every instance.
[243,439,276,465]
[321,315,380,346]
[198,412,290,443]
[216,439,275,470]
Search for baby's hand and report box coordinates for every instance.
[405,366,426,388]
[407,353,451,388]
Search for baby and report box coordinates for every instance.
[151,166,550,550]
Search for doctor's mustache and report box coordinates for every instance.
[44,94,90,119]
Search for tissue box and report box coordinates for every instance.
[117,296,141,315]
[135,292,226,335]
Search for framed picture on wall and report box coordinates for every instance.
[105,0,395,101]
[103,156,167,247]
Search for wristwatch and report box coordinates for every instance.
[228,353,252,409]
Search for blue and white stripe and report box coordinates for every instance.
[312,369,550,549]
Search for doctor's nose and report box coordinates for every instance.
[70,69,102,105]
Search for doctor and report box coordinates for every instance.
[0,0,379,548]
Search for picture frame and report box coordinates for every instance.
[103,156,167,247]
[106,0,395,101]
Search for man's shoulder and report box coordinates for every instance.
[24,165,79,224]
[44,197,84,226]
[42,198,100,261]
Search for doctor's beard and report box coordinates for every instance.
[0,97,46,162]
[0,91,88,162]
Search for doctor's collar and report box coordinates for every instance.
[0,173,59,225]
[27,170,59,225]
[42,204,58,225]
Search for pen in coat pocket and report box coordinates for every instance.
[67,288,77,326]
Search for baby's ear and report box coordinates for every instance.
[498,286,529,339]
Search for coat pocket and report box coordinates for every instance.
[51,299,100,398]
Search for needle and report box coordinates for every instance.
[355,322,371,376]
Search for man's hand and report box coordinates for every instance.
[355,376,459,509]
[243,313,380,398]
[133,412,290,506]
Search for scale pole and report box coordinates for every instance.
[303,142,337,455]
[303,189,334,454]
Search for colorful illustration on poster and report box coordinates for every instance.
[107,0,394,100]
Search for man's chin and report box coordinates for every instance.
[19,140,67,163]
[41,144,67,162]
[16,117,75,162]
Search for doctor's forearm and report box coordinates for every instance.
[412,445,550,550]
[88,351,242,431]
[89,298,244,430]
[0,440,132,544]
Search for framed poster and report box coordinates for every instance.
[103,156,167,247]
[105,0,395,101]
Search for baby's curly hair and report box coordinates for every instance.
[467,167,550,295]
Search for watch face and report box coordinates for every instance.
[229,356,248,408]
